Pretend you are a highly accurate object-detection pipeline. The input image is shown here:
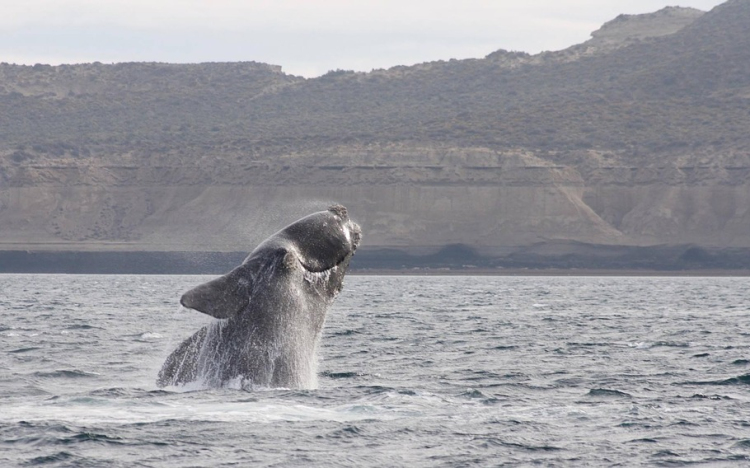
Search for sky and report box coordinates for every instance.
[2,0,726,77]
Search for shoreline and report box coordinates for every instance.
[2,249,749,276]
[350,268,750,277]
[1,268,748,277]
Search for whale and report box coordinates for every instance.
[157,205,362,389]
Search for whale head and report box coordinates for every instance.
[275,204,361,273]
[180,205,361,319]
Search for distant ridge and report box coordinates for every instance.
[590,6,704,47]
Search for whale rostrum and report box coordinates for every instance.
[157,205,362,389]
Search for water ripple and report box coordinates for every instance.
[1,274,749,466]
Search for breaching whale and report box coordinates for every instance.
[157,205,361,389]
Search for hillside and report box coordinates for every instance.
[1,0,750,270]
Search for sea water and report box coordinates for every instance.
[1,274,749,466]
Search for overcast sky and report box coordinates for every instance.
[3,0,726,77]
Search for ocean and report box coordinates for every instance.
[1,274,749,466]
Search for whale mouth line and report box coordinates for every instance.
[299,253,349,274]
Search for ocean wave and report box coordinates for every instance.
[680,374,750,386]
[9,347,42,354]
[32,370,100,379]
[587,388,632,398]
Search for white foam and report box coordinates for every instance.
[139,332,163,340]
[0,398,401,425]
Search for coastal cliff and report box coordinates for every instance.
[2,1,750,270]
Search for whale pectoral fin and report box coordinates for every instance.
[180,268,250,319]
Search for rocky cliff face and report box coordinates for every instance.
[1,1,750,265]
